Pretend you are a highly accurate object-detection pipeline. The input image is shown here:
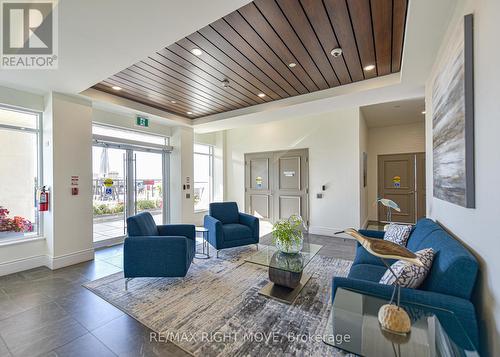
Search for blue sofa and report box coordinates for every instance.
[123,212,196,287]
[332,218,479,348]
[204,202,259,257]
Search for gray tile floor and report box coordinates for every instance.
[0,234,355,357]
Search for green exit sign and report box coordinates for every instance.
[136,116,149,127]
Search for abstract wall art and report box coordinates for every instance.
[432,14,475,208]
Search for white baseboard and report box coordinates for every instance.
[47,248,95,270]
[0,254,49,276]
[0,248,95,276]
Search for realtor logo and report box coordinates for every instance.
[1,0,58,69]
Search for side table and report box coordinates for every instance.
[195,226,210,259]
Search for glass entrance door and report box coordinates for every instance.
[92,147,127,243]
[92,146,169,244]
[133,151,165,226]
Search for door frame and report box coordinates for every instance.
[377,152,425,224]
[244,148,310,226]
[92,136,171,247]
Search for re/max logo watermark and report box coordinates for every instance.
[1,0,58,69]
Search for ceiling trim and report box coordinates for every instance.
[193,72,401,125]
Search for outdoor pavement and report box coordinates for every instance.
[93,213,162,242]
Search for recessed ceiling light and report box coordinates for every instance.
[288,62,296,68]
[191,48,202,56]
[422,111,426,115]
[330,48,343,57]
[363,64,376,71]
[171,100,176,104]
[187,111,193,115]
[257,93,266,98]
[111,86,122,91]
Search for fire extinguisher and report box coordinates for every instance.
[39,186,49,212]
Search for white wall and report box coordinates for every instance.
[367,121,426,221]
[0,85,44,112]
[425,0,500,354]
[225,108,362,235]
[170,126,195,225]
[93,108,173,137]
[43,93,94,267]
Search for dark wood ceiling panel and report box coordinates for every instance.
[253,0,330,90]
[371,0,393,76]
[347,0,377,79]
[173,38,269,104]
[157,45,262,105]
[223,11,309,94]
[96,81,216,117]
[143,54,251,108]
[107,75,220,116]
[185,32,282,100]
[300,0,351,85]
[197,26,289,99]
[210,19,299,96]
[117,68,228,113]
[92,0,408,119]
[276,0,340,87]
[237,3,319,92]
[128,61,237,114]
[392,0,408,73]
[323,0,365,82]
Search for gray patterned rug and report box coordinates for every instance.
[84,247,353,356]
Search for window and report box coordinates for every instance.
[0,106,41,241]
[194,143,214,211]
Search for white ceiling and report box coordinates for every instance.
[361,97,425,128]
[0,0,457,132]
[0,0,251,94]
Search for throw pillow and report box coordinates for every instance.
[384,223,413,246]
[379,248,435,289]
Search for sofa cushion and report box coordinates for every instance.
[407,218,441,251]
[415,230,478,300]
[380,248,435,288]
[348,264,388,283]
[222,224,253,241]
[209,202,240,224]
[384,223,412,246]
[126,212,158,237]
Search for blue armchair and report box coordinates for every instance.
[123,212,195,289]
[204,202,259,257]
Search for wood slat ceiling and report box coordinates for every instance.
[92,0,408,119]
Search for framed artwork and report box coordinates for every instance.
[432,14,475,208]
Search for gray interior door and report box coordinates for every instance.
[245,152,273,221]
[245,149,309,225]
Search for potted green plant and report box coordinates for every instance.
[272,215,305,254]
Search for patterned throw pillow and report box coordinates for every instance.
[384,223,413,246]
[379,248,435,289]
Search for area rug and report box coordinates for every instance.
[84,247,353,356]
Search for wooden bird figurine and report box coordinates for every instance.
[338,228,424,267]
